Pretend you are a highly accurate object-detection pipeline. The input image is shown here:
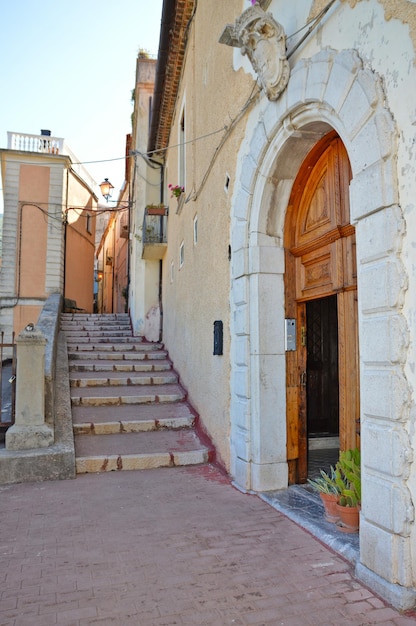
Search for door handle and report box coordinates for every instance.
[300,371,307,387]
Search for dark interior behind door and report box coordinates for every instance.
[306,295,339,438]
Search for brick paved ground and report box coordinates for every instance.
[0,465,415,626]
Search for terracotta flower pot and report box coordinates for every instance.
[335,503,360,533]
[320,493,340,523]
[146,206,166,216]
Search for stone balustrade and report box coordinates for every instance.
[7,131,64,155]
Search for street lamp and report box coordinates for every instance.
[99,178,114,202]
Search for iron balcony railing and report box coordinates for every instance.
[142,205,168,260]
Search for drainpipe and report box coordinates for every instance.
[158,165,164,343]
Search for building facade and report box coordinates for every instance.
[0,131,97,337]
[129,54,162,341]
[146,0,416,609]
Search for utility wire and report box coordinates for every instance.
[187,83,261,202]
[287,0,337,58]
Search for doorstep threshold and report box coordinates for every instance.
[259,484,359,565]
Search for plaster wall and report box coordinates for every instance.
[18,164,49,297]
[64,170,96,313]
[161,0,255,469]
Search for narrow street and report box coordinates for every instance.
[0,466,415,625]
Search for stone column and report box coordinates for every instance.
[5,324,54,450]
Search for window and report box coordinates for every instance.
[179,108,185,190]
[179,241,184,268]
[193,215,198,245]
[224,174,230,193]
[170,260,174,283]
[86,213,92,234]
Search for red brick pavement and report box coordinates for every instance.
[0,465,415,626]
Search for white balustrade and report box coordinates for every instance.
[6,132,97,193]
[7,132,64,155]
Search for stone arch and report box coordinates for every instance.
[230,47,414,603]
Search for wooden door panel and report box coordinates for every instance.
[296,148,339,247]
[296,245,333,300]
[297,302,308,483]
[338,289,360,451]
[284,132,359,484]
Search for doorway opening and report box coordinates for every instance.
[284,131,359,486]
[306,295,340,478]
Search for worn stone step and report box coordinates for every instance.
[66,342,160,353]
[72,402,196,434]
[65,336,146,344]
[69,358,172,372]
[69,370,178,387]
[75,429,211,474]
[70,383,186,406]
[63,329,133,338]
[62,313,130,321]
[61,321,131,329]
[68,350,168,362]
[62,311,214,476]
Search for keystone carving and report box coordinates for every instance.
[219,3,290,101]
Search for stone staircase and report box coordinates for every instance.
[61,313,213,474]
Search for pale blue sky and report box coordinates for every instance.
[0,0,163,209]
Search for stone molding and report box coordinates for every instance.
[219,4,290,101]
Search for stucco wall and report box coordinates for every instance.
[161,1,257,470]
[64,170,96,313]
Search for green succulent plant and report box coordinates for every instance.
[308,466,341,495]
[336,448,361,507]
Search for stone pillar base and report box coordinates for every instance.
[6,424,54,451]
[356,562,416,612]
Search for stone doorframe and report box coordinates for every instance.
[230,48,415,607]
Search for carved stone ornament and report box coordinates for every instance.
[219,3,290,101]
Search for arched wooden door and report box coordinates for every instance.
[284,132,360,485]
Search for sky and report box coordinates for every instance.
[0,0,164,211]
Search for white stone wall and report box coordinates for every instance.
[129,59,160,341]
[229,0,416,606]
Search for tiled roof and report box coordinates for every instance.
[148,0,195,155]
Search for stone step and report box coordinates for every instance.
[69,358,172,372]
[68,350,168,362]
[69,370,178,387]
[62,312,214,476]
[72,402,196,435]
[62,313,130,321]
[70,383,186,406]
[64,336,145,344]
[75,429,212,474]
[61,321,131,328]
[66,342,160,353]
[62,328,133,342]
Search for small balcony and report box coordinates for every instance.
[142,205,168,260]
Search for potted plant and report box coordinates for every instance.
[335,448,361,533]
[146,204,167,216]
[308,467,341,523]
[168,183,184,199]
